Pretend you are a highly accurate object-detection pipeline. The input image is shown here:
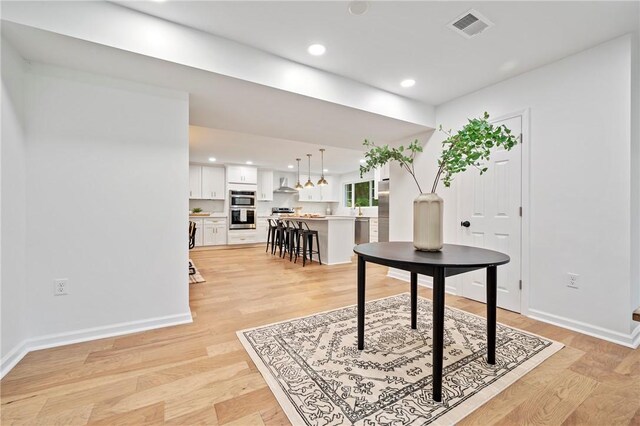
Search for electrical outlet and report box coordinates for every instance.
[54,278,69,296]
[567,273,579,289]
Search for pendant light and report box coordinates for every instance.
[304,154,315,188]
[317,148,328,186]
[295,158,303,190]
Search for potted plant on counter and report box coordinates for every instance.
[360,112,519,251]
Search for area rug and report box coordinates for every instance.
[188,259,206,284]
[237,293,563,425]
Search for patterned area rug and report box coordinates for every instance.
[188,259,206,284]
[237,293,563,425]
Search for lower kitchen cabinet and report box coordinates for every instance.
[190,218,227,247]
[228,229,257,245]
[256,217,270,243]
[203,218,227,246]
[370,218,379,243]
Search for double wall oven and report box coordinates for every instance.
[229,190,256,229]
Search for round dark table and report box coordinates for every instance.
[353,242,510,402]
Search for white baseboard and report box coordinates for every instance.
[1,312,192,379]
[0,340,30,380]
[387,268,639,349]
[527,309,640,349]
[387,268,458,295]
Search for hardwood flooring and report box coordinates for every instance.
[2,245,639,425]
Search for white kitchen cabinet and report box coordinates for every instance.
[227,166,257,184]
[190,218,204,246]
[380,163,390,180]
[228,230,257,245]
[189,165,202,199]
[373,167,389,199]
[201,167,225,200]
[321,177,339,202]
[257,170,274,201]
[298,177,321,202]
[297,175,338,202]
[190,165,225,200]
[256,217,270,243]
[203,218,227,246]
[369,218,379,243]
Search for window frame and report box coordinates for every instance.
[344,180,377,208]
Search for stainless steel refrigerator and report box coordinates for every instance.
[377,180,389,242]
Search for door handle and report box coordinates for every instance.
[461,221,471,228]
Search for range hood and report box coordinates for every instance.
[274,177,297,194]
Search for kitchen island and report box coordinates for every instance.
[272,216,356,265]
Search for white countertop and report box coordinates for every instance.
[189,213,227,218]
[268,215,355,221]
[330,215,378,219]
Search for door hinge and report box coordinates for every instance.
[519,206,522,217]
[519,280,522,290]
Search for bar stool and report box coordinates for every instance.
[188,221,197,275]
[273,220,287,256]
[281,220,300,261]
[265,219,278,253]
[295,221,322,266]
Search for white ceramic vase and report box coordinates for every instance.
[413,193,443,251]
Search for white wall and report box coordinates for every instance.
[1,58,192,377]
[24,63,192,339]
[1,38,29,372]
[391,35,638,347]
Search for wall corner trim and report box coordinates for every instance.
[0,340,30,380]
[0,311,193,379]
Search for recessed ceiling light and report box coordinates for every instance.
[208,157,216,162]
[400,79,416,88]
[323,168,329,172]
[287,164,294,169]
[246,161,253,165]
[359,159,366,163]
[307,44,326,56]
[348,1,369,15]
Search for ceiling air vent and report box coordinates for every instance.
[449,9,493,39]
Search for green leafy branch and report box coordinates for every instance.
[433,112,519,192]
[359,112,519,194]
[359,139,424,194]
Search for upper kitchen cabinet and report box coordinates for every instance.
[189,165,202,199]
[321,177,339,202]
[297,176,338,202]
[190,165,225,199]
[202,166,225,200]
[227,166,257,184]
[257,170,274,201]
[373,165,389,199]
[298,178,321,202]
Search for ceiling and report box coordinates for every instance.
[3,22,428,152]
[190,126,367,174]
[117,1,639,105]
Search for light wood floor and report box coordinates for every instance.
[2,246,639,425]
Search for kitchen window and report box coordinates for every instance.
[344,180,378,207]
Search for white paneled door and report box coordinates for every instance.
[458,115,522,312]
